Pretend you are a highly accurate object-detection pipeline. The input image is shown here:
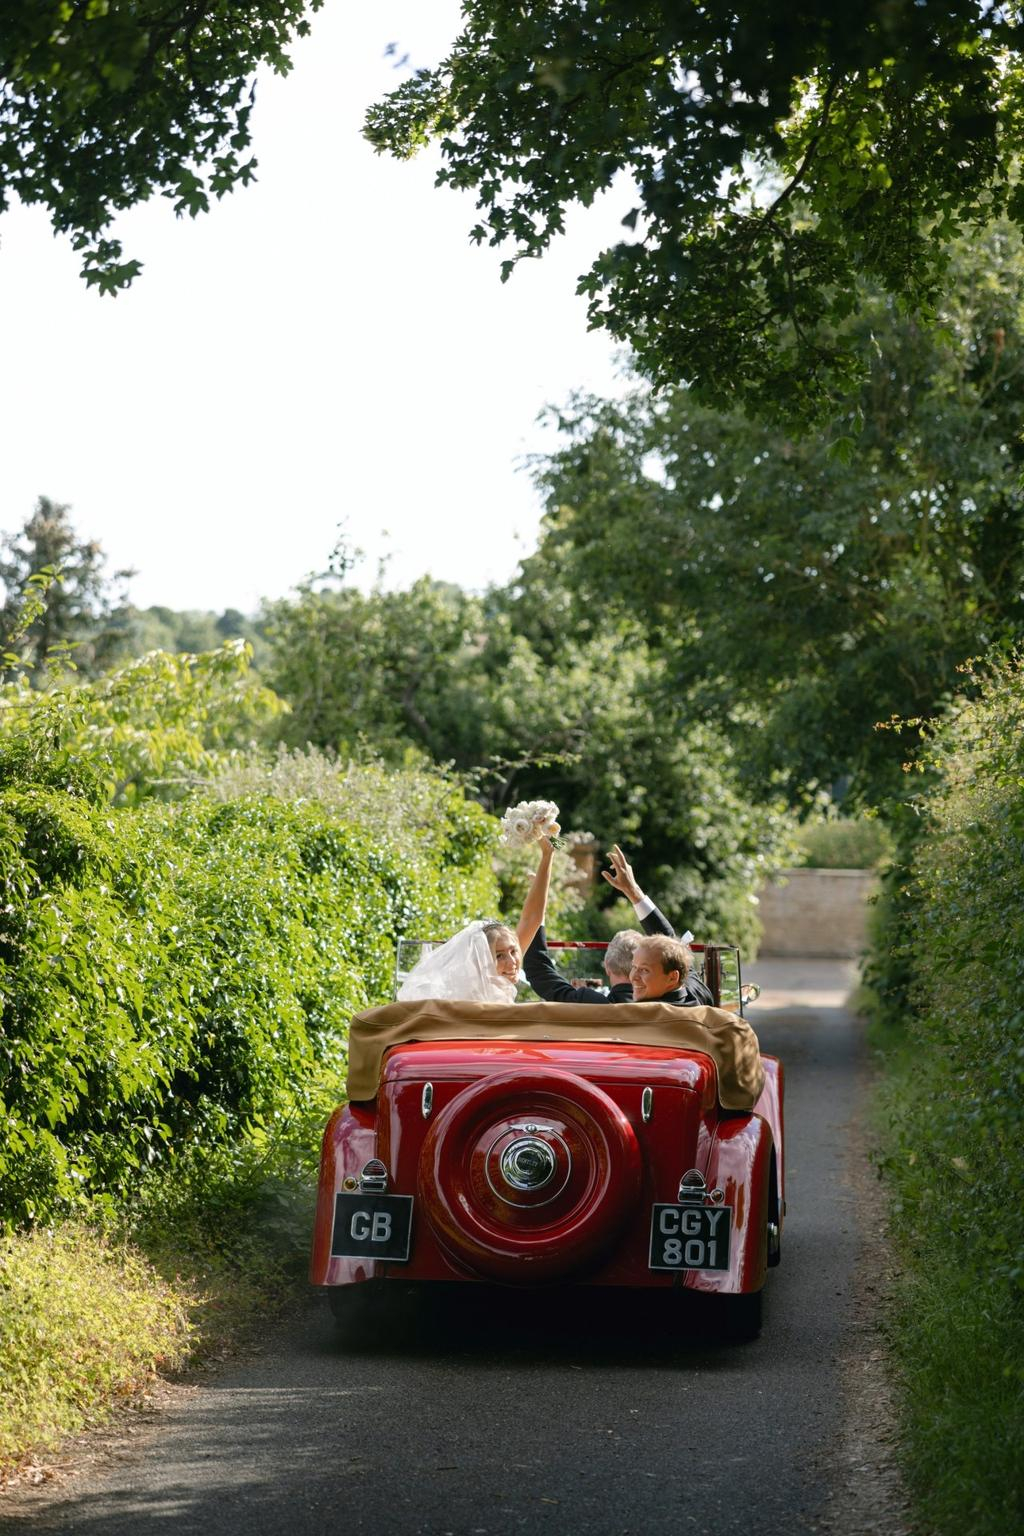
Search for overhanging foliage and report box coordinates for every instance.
[368,0,1024,424]
[515,226,1024,801]
[0,1,323,291]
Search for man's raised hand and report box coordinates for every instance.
[601,844,643,905]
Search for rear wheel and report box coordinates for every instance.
[328,1281,413,1344]
[719,1287,763,1342]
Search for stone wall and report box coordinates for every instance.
[757,868,877,958]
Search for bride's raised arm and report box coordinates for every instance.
[516,837,554,955]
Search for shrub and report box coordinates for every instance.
[0,661,514,1473]
[868,651,1024,1536]
[795,815,893,869]
[0,769,498,1229]
[890,655,1024,1291]
[204,743,496,888]
[0,642,283,805]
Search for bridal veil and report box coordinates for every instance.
[397,920,517,1004]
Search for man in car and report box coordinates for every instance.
[630,933,707,1005]
[523,845,713,1006]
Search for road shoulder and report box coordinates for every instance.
[821,1056,911,1536]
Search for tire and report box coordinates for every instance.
[718,1287,764,1342]
[418,1068,642,1283]
[767,1149,782,1268]
[328,1281,411,1344]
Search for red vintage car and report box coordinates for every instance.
[310,941,783,1338]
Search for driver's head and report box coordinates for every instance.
[604,929,642,985]
[630,936,693,1001]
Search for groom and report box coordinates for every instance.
[523,845,713,1007]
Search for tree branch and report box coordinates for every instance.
[765,71,844,219]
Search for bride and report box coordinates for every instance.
[397,837,553,1004]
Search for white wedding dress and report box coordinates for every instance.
[397,920,517,1004]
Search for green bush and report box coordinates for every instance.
[0,642,283,805]
[0,734,498,1229]
[0,657,511,1471]
[868,652,1024,1536]
[795,814,893,869]
[204,742,496,890]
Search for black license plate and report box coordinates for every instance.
[331,1193,413,1262]
[649,1203,732,1272]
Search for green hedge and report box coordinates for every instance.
[0,773,497,1229]
[868,653,1024,1535]
[795,814,893,869]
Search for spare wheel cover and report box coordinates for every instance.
[418,1068,642,1282]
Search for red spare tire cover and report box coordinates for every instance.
[418,1068,642,1282]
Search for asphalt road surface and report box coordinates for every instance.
[9,959,863,1536]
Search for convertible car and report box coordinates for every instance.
[310,941,783,1338]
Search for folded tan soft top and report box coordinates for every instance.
[345,999,765,1111]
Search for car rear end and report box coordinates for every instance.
[311,1037,781,1321]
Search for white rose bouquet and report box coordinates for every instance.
[499,798,561,849]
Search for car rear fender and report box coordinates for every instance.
[309,1103,378,1285]
[683,1110,774,1296]
[752,1055,784,1224]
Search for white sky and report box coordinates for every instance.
[0,2,632,614]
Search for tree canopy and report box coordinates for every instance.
[513,225,1024,801]
[367,0,1024,424]
[263,574,794,950]
[0,1,322,291]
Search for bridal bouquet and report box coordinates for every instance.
[499,798,561,849]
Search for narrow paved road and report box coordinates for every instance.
[10,960,862,1536]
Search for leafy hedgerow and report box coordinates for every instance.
[868,651,1024,1536]
[0,787,498,1227]
[0,654,500,1230]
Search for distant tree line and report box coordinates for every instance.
[0,498,266,682]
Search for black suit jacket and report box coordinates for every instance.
[523,905,674,1006]
[659,979,715,1008]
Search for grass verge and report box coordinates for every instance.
[0,1099,329,1487]
[0,1225,191,1479]
[868,1015,1024,1536]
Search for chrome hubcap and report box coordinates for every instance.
[499,1137,557,1191]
